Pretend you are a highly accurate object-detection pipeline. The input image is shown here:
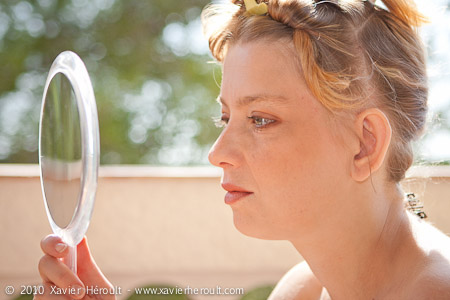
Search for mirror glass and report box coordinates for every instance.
[41,73,82,229]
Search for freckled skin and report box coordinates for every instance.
[208,41,352,240]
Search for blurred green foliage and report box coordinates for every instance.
[12,294,33,300]
[1,1,450,164]
[0,0,222,165]
[240,285,275,300]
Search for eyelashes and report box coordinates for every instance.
[249,116,276,128]
[212,115,228,128]
[212,115,276,129]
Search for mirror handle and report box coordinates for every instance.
[64,245,77,274]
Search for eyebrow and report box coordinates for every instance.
[217,94,290,107]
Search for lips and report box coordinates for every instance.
[221,183,253,205]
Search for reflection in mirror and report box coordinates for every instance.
[41,73,82,229]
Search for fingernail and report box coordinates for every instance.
[55,243,67,253]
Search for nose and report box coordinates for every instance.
[208,127,241,169]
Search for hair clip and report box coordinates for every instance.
[244,0,268,15]
[406,193,427,219]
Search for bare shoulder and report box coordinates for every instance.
[404,219,450,299]
[404,261,450,300]
[268,261,323,300]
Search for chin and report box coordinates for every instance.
[232,212,285,241]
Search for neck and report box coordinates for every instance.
[290,183,424,299]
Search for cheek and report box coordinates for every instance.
[255,122,344,188]
[245,124,349,236]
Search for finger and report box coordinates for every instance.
[77,237,110,283]
[33,282,72,300]
[77,236,95,272]
[40,234,69,258]
[38,255,85,299]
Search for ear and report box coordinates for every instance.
[351,108,392,182]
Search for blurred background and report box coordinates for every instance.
[0,0,221,166]
[0,1,450,300]
[0,0,449,166]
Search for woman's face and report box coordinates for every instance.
[208,41,353,241]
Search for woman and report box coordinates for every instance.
[36,0,450,299]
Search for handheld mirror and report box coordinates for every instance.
[39,51,100,273]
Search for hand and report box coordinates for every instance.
[35,234,115,300]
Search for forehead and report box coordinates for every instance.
[223,40,300,79]
[220,41,312,107]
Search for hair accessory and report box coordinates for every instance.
[406,193,427,219]
[244,0,268,15]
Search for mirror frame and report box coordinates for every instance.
[39,51,100,247]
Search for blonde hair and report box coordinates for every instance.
[202,0,428,182]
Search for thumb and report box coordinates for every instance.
[76,236,111,287]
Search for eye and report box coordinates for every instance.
[212,115,229,128]
[248,116,276,128]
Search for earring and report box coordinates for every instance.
[406,193,427,219]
